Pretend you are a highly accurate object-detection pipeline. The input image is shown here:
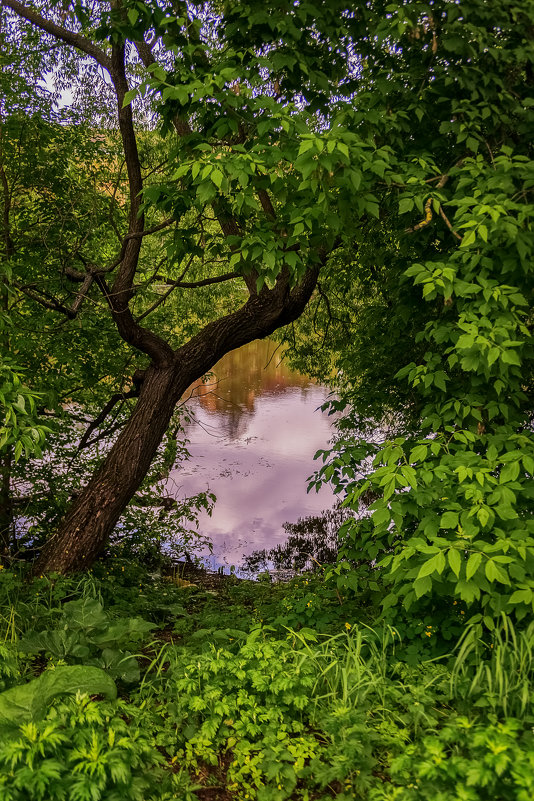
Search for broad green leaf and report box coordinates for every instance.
[417,554,441,579]
[509,589,533,605]
[0,666,116,725]
[409,444,428,463]
[440,511,459,529]
[211,169,224,189]
[398,197,414,215]
[461,229,476,248]
[500,461,520,484]
[414,575,432,598]
[466,552,482,581]
[122,88,138,108]
[448,548,462,578]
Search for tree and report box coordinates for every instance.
[309,0,534,626]
[3,0,367,573]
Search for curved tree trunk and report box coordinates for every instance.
[6,1,329,577]
[32,364,182,573]
[0,450,13,558]
[33,272,319,574]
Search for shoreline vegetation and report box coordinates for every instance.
[2,0,534,798]
[1,557,534,800]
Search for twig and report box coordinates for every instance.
[439,206,462,241]
[78,388,140,451]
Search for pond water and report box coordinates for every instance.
[168,339,337,573]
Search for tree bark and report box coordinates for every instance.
[5,2,329,576]
[0,450,13,558]
[32,270,320,574]
[0,125,14,558]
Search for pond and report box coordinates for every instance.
[168,339,337,574]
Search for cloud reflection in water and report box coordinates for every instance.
[168,340,336,571]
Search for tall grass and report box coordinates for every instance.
[0,568,101,642]
[450,613,534,718]
[289,625,398,712]
[287,625,446,739]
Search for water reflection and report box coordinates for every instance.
[185,342,316,441]
[241,506,350,578]
[168,339,336,572]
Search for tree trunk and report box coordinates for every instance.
[32,364,183,574]
[32,273,319,574]
[0,449,13,558]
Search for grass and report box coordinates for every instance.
[450,613,534,718]
[0,563,533,800]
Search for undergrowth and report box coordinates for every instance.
[0,562,533,800]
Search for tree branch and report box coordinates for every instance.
[439,206,462,241]
[161,271,240,290]
[13,281,77,318]
[3,0,113,73]
[99,41,174,365]
[123,217,175,240]
[69,272,94,315]
[94,273,173,363]
[78,385,141,451]
[135,271,240,323]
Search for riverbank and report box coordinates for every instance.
[1,560,533,801]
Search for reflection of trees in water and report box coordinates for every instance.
[185,340,316,438]
[241,505,354,576]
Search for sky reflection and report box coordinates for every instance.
[168,340,336,570]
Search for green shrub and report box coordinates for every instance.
[376,717,534,801]
[0,694,169,801]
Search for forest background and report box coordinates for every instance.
[0,1,533,800]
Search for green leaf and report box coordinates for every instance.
[372,507,390,527]
[477,506,490,527]
[500,461,520,483]
[448,548,462,578]
[89,618,156,649]
[466,552,482,581]
[440,511,459,529]
[122,89,138,108]
[63,598,107,631]
[0,666,116,725]
[211,169,224,189]
[297,139,314,156]
[509,589,533,605]
[409,444,428,463]
[461,229,476,248]
[398,197,414,215]
[485,559,498,583]
[417,553,441,579]
[414,575,432,598]
[486,559,510,584]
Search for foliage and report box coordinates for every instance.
[308,0,534,626]
[450,615,534,719]
[138,623,446,800]
[0,564,533,799]
[0,694,170,801]
[18,596,155,684]
[0,665,116,728]
[3,0,374,572]
[382,718,534,801]
[0,362,49,463]
[1,0,534,796]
